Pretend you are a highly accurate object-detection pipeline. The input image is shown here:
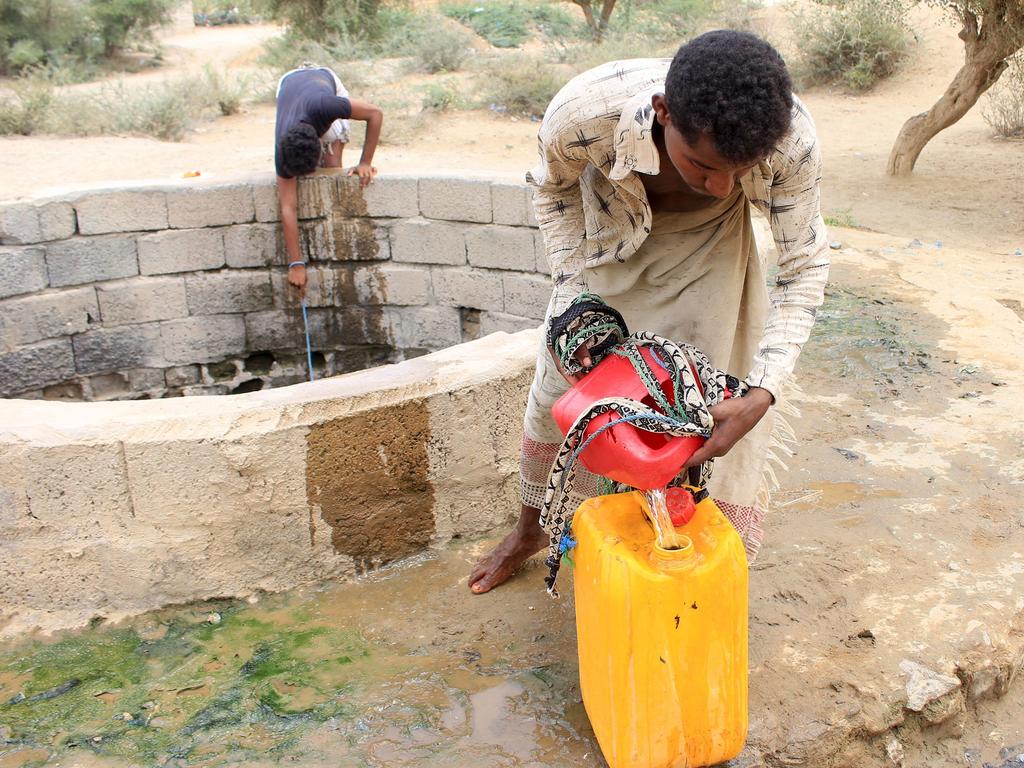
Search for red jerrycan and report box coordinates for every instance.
[552,346,708,490]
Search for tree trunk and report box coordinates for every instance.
[572,0,600,37]
[598,0,618,33]
[887,9,1018,176]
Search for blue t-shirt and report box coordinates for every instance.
[274,68,352,178]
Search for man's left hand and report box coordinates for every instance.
[348,162,377,188]
[682,387,773,468]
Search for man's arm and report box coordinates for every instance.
[347,99,383,188]
[527,117,601,373]
[684,110,829,469]
[277,175,306,297]
[747,110,830,400]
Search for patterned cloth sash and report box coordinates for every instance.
[540,295,747,596]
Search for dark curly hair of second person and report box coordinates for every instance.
[665,30,793,164]
[279,123,321,177]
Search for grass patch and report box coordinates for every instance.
[0,68,261,140]
[476,52,566,117]
[792,0,912,92]
[824,209,860,228]
[442,0,574,47]
[421,80,464,111]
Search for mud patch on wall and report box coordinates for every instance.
[306,401,434,571]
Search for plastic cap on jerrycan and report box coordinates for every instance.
[552,346,707,489]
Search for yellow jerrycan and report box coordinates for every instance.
[571,489,749,768]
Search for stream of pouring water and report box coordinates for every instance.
[643,488,683,550]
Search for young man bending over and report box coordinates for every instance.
[470,31,830,593]
[275,65,384,295]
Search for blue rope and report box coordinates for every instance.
[301,299,315,382]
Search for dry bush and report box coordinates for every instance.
[983,55,1024,138]
[792,0,912,91]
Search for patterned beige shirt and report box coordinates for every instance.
[527,58,830,399]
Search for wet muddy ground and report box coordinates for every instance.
[2,239,1024,767]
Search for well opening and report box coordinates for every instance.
[0,172,549,401]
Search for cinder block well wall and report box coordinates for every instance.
[0,173,551,636]
[0,173,550,400]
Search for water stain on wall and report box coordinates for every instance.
[306,401,435,572]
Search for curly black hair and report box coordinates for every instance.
[665,30,793,164]
[280,123,321,177]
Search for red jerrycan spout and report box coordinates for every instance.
[551,347,708,490]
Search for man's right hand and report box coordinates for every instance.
[549,336,597,384]
[288,263,307,299]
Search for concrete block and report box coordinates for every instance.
[296,172,365,219]
[166,184,255,228]
[88,371,131,400]
[419,178,492,223]
[0,200,75,244]
[355,264,431,306]
[364,176,420,218]
[526,187,538,227]
[165,364,200,387]
[0,246,48,299]
[186,271,273,315]
[466,225,536,272]
[431,267,504,312]
[126,367,166,392]
[138,229,224,275]
[301,219,388,262]
[492,183,531,226]
[502,273,551,320]
[252,181,280,222]
[0,287,98,350]
[480,311,541,336]
[72,324,164,374]
[75,190,168,235]
[245,306,382,350]
[0,338,76,396]
[244,310,304,350]
[534,230,550,274]
[391,219,465,266]
[160,315,246,364]
[272,265,359,309]
[97,277,188,326]
[384,306,462,349]
[224,223,280,268]
[335,219,390,262]
[46,235,138,287]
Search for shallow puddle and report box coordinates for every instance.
[0,544,600,767]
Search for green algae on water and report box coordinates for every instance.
[0,600,372,764]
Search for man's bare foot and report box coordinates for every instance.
[469,507,547,594]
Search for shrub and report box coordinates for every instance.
[406,18,474,73]
[89,0,175,54]
[442,0,573,47]
[792,0,912,91]
[0,77,54,135]
[199,65,248,115]
[629,0,715,42]
[421,81,462,111]
[477,52,565,117]
[256,0,399,43]
[983,55,1024,138]
[0,0,173,75]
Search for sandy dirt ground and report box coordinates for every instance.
[0,6,1021,255]
[1,4,1023,767]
